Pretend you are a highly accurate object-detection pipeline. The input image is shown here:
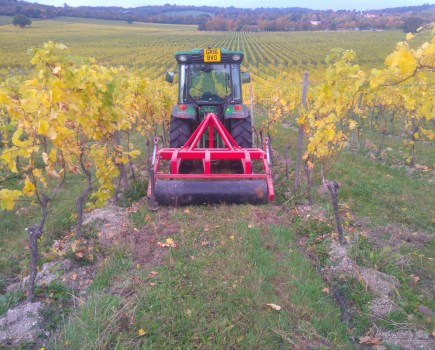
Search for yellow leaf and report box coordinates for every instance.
[23,178,36,197]
[38,120,49,136]
[0,189,22,210]
[385,48,417,75]
[165,238,176,248]
[405,32,415,41]
[12,128,25,147]
[229,235,235,241]
[1,150,18,173]
[138,328,146,336]
[49,149,57,162]
[0,91,10,104]
[129,150,140,158]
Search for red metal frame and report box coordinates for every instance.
[149,113,274,201]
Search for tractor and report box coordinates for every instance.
[148,48,274,205]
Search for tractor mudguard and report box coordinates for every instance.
[224,104,250,119]
[171,105,197,120]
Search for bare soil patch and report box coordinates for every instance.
[0,302,42,346]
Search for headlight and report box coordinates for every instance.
[232,54,241,61]
[179,55,187,62]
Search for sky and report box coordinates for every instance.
[34,0,432,11]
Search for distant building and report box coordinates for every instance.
[310,20,321,26]
[364,13,377,18]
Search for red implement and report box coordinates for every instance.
[148,113,274,205]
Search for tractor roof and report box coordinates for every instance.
[175,48,244,64]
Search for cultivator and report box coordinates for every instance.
[148,113,274,205]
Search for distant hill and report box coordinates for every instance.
[160,10,214,18]
[0,0,433,31]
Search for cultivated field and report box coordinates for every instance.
[0,16,409,72]
[0,16,434,349]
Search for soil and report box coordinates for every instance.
[0,302,42,345]
[376,329,435,350]
[367,225,432,252]
[296,204,434,350]
[95,201,179,268]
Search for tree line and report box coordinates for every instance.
[0,0,433,32]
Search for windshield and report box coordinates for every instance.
[178,63,241,104]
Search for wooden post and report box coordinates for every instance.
[250,84,254,145]
[27,224,43,302]
[304,160,313,205]
[294,71,308,191]
[327,181,344,245]
[285,143,291,180]
[114,131,128,190]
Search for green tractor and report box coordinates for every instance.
[166,48,253,154]
[149,48,273,205]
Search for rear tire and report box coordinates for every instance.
[169,117,192,173]
[170,117,191,148]
[230,117,253,173]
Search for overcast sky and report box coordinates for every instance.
[34,0,432,11]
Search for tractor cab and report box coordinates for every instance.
[166,48,252,148]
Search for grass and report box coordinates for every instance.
[52,205,351,349]
[49,293,122,350]
[0,173,88,291]
[330,151,434,231]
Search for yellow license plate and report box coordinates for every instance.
[204,48,221,62]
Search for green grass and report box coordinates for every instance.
[330,151,434,231]
[0,174,87,291]
[52,205,351,349]
[50,293,122,350]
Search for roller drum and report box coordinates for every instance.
[155,180,268,205]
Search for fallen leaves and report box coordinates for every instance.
[266,303,282,311]
[148,271,158,278]
[157,238,177,248]
[138,328,146,336]
[322,287,329,294]
[410,274,420,285]
[359,336,382,345]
